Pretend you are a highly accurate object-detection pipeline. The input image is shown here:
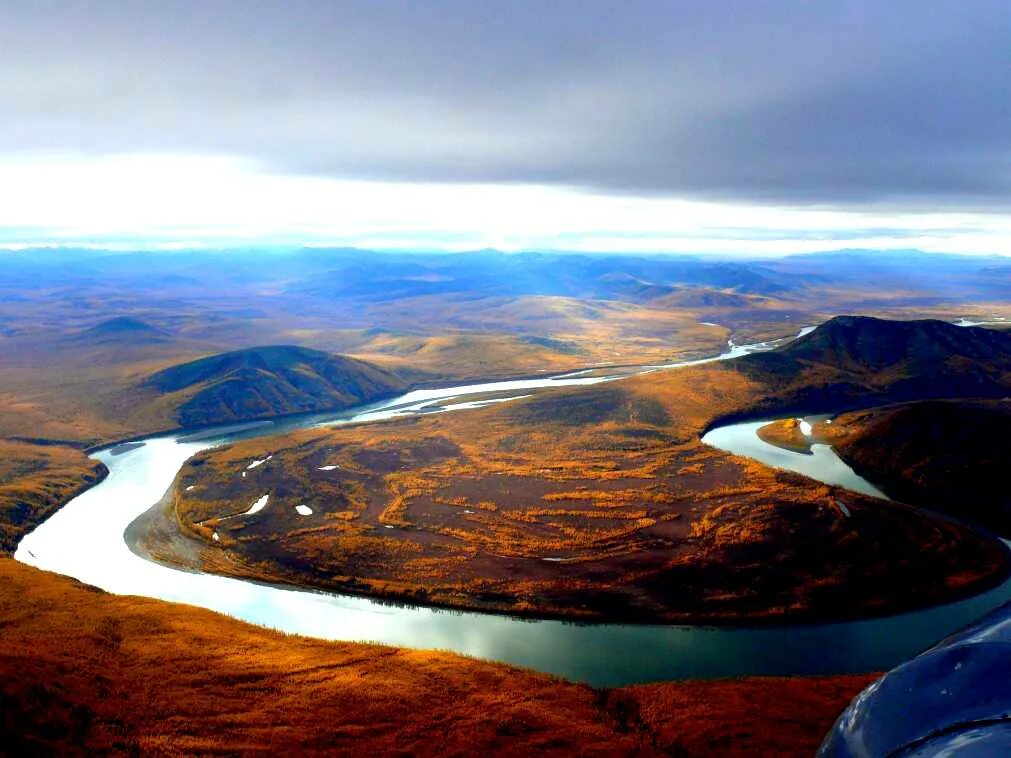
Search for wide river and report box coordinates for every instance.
[15,334,1011,687]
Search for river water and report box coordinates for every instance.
[15,337,1011,686]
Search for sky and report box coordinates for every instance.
[1,1,1009,255]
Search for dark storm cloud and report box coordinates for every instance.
[1,1,1008,206]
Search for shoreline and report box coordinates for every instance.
[118,420,1011,630]
[126,512,1011,629]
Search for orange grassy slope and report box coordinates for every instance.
[0,559,873,756]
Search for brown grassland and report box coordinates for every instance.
[1,267,1005,445]
[0,558,875,756]
[0,289,750,443]
[0,438,875,755]
[0,438,107,554]
[1,257,1008,753]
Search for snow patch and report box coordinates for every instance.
[295,504,313,516]
[318,465,339,471]
[243,494,269,516]
[798,419,813,437]
[246,456,272,470]
[212,532,220,542]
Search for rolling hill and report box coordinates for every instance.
[143,345,412,427]
[831,400,1011,536]
[79,317,169,344]
[734,316,1011,418]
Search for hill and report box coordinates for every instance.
[79,317,168,344]
[0,558,872,755]
[143,345,411,427]
[761,315,1010,370]
[0,439,107,554]
[830,400,1011,537]
[734,316,1011,418]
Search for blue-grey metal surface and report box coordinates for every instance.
[821,602,1011,756]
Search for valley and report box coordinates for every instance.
[125,316,1011,624]
[1,248,1007,445]
[7,5,1011,751]
[3,248,1011,755]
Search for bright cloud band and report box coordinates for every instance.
[2,153,1010,256]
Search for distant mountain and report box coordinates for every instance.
[769,249,1011,301]
[652,286,763,309]
[81,317,168,343]
[144,345,410,427]
[288,250,794,302]
[737,316,1011,415]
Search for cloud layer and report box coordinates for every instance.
[3,1,1009,207]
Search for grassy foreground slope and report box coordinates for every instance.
[0,559,874,756]
[141,317,1011,623]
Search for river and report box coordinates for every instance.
[15,335,1011,687]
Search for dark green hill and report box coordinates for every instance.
[144,345,410,427]
[834,400,1011,536]
[81,317,168,343]
[761,315,1010,371]
[735,316,1011,417]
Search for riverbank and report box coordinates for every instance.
[0,438,108,555]
[0,557,876,756]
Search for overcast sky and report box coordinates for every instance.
[1,1,1009,253]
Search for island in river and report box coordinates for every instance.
[130,317,1011,623]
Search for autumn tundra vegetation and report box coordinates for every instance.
[3,248,1011,754]
[133,317,1011,623]
[0,559,876,756]
[0,439,107,554]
